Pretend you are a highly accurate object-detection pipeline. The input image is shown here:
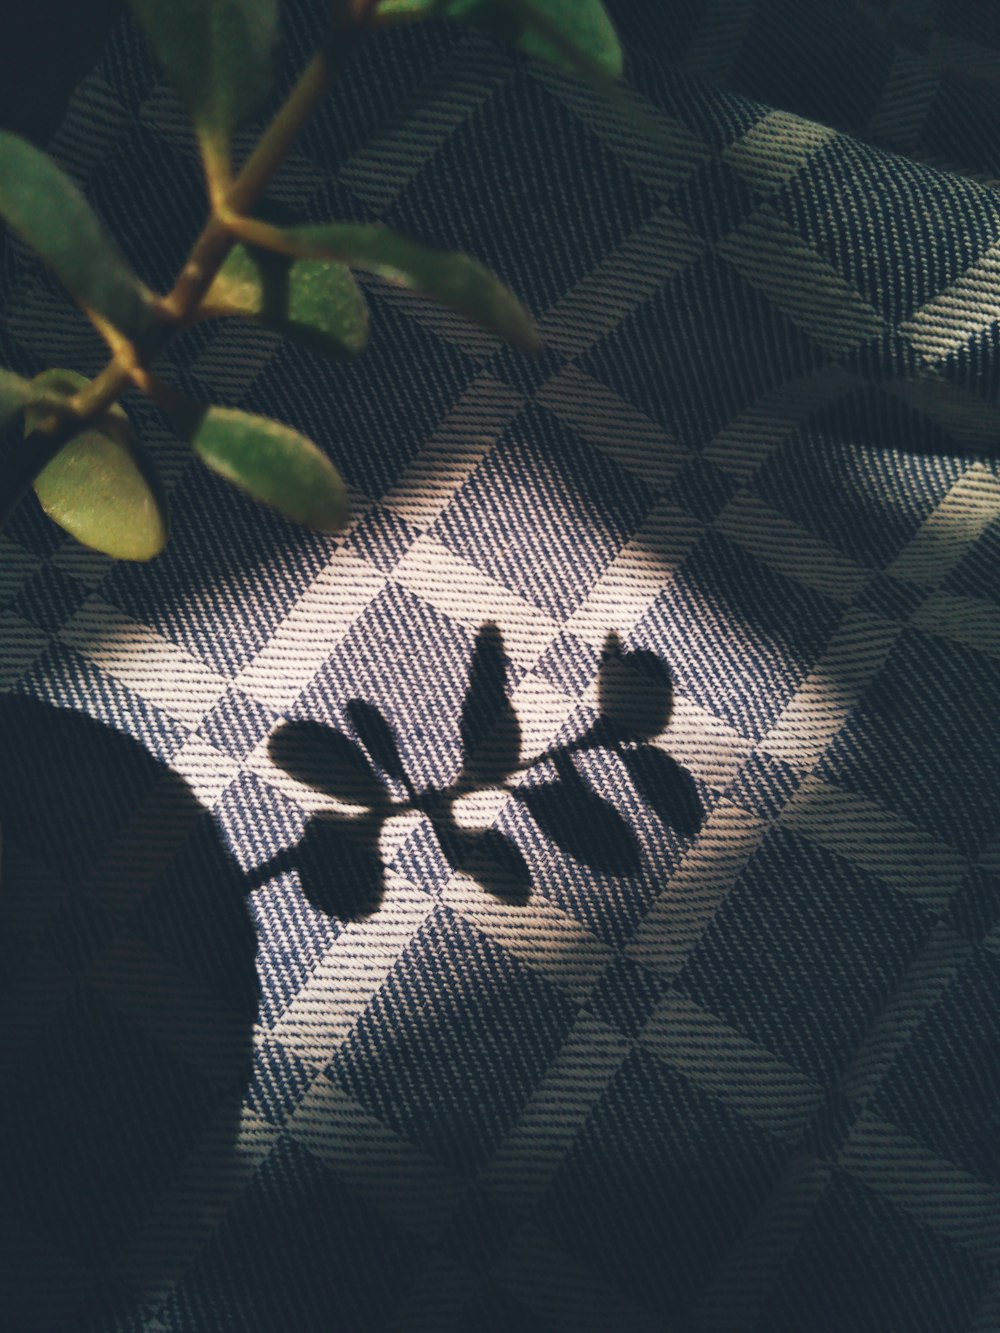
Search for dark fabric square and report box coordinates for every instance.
[85,125,207,293]
[199,689,279,760]
[667,158,756,242]
[922,68,1000,185]
[725,750,801,820]
[871,950,1000,1185]
[160,1136,422,1333]
[679,827,935,1082]
[820,630,1000,859]
[945,866,1000,944]
[451,1285,558,1333]
[944,515,1000,606]
[94,10,159,115]
[432,404,655,621]
[1,488,68,559]
[160,316,220,370]
[729,0,893,136]
[0,1233,100,1333]
[758,1170,990,1333]
[580,253,825,447]
[11,564,89,633]
[587,955,668,1039]
[632,531,841,740]
[296,16,461,174]
[540,1045,788,1319]
[488,341,566,396]
[838,329,922,383]
[937,0,1000,47]
[386,72,661,313]
[330,908,578,1174]
[438,1187,520,1275]
[243,302,476,502]
[752,391,965,568]
[0,983,217,1264]
[798,1087,860,1162]
[668,456,740,523]
[854,573,927,622]
[776,136,1000,324]
[218,769,307,878]
[628,51,765,150]
[609,0,703,65]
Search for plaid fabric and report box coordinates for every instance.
[1,1,999,1329]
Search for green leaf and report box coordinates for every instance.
[0,134,155,341]
[282,223,540,352]
[26,369,168,562]
[204,244,370,360]
[187,406,349,532]
[128,0,279,156]
[0,368,34,429]
[377,0,622,80]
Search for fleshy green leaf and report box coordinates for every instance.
[187,406,349,531]
[0,368,34,429]
[377,0,622,80]
[26,369,168,561]
[0,134,155,341]
[281,223,540,352]
[128,0,279,158]
[204,243,370,360]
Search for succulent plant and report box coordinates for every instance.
[0,0,620,560]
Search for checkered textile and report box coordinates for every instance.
[2,1,999,1329]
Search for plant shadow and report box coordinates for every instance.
[258,624,704,921]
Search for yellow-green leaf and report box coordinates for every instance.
[281,223,540,352]
[0,368,33,429]
[128,0,279,159]
[0,134,155,341]
[204,244,370,360]
[188,406,349,532]
[26,369,167,561]
[377,0,622,80]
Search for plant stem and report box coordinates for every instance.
[3,11,372,525]
[227,53,331,216]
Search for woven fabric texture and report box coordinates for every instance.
[1,1,999,1329]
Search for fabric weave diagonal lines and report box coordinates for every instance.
[0,1,999,1330]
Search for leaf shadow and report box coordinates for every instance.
[261,623,703,918]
